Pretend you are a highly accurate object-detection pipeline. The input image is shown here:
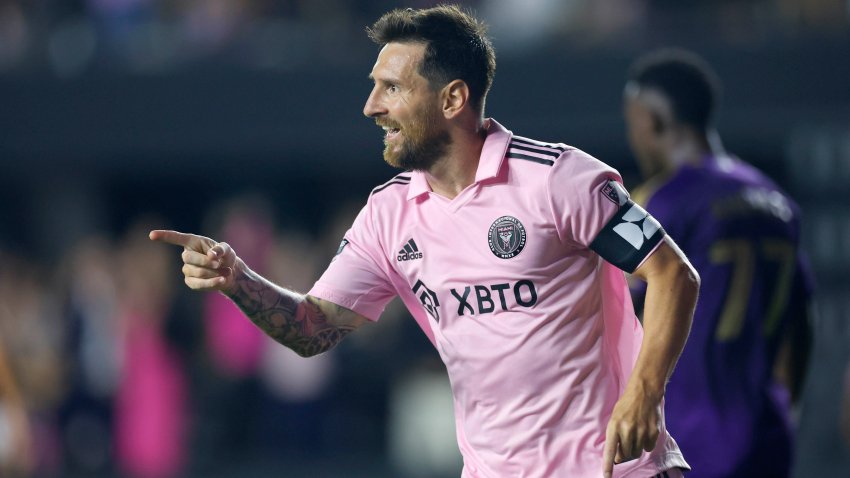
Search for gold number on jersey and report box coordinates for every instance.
[709,239,796,342]
[760,239,795,337]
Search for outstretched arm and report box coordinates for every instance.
[226,265,368,357]
[602,235,699,478]
[150,229,369,357]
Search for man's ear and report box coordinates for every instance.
[442,79,469,119]
[651,111,666,135]
[641,89,675,139]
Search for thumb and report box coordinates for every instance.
[207,241,236,267]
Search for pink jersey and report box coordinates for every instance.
[309,119,689,477]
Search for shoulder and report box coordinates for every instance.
[646,156,750,208]
[370,172,412,198]
[366,172,413,212]
[700,155,799,214]
[506,133,619,180]
[359,171,413,231]
[506,134,573,167]
[652,156,801,236]
[693,155,783,193]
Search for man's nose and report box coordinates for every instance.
[363,88,385,118]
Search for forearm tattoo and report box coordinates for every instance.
[226,268,356,357]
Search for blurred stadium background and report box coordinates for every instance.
[0,1,848,477]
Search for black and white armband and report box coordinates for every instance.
[589,180,665,273]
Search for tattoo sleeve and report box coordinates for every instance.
[225,266,357,357]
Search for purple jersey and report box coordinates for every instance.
[633,155,813,477]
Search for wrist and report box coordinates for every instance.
[626,373,666,402]
[221,258,248,297]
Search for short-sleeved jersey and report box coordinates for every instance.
[310,119,689,477]
[632,154,814,478]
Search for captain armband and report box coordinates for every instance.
[589,180,666,273]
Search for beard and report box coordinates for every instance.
[380,104,451,171]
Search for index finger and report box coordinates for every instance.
[149,230,210,251]
[602,425,618,478]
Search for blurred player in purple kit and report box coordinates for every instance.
[623,49,814,478]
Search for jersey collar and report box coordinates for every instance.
[406,118,512,200]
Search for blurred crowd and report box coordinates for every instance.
[0,0,848,75]
[0,192,457,478]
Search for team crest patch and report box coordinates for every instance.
[488,216,527,259]
[601,180,629,206]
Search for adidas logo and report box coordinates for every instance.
[397,238,423,262]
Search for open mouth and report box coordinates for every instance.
[381,125,401,141]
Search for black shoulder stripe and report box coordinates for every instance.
[506,152,554,166]
[508,142,562,159]
[372,181,409,194]
[376,174,411,186]
[372,175,411,194]
[511,135,566,152]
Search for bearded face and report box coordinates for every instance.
[378,98,452,171]
[364,42,454,172]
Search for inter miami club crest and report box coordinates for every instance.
[488,216,527,259]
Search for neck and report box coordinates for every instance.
[424,118,488,199]
[667,127,720,170]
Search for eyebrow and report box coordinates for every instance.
[368,73,403,85]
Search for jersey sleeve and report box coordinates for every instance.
[547,149,666,273]
[308,201,398,322]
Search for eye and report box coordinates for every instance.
[387,84,400,94]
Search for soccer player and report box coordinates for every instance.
[151,6,699,477]
[623,49,814,478]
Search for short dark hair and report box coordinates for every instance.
[367,5,496,114]
[627,48,721,131]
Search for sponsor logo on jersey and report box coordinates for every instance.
[488,216,527,259]
[397,238,423,261]
[412,279,440,321]
[410,279,540,320]
[450,280,538,316]
[601,180,629,206]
